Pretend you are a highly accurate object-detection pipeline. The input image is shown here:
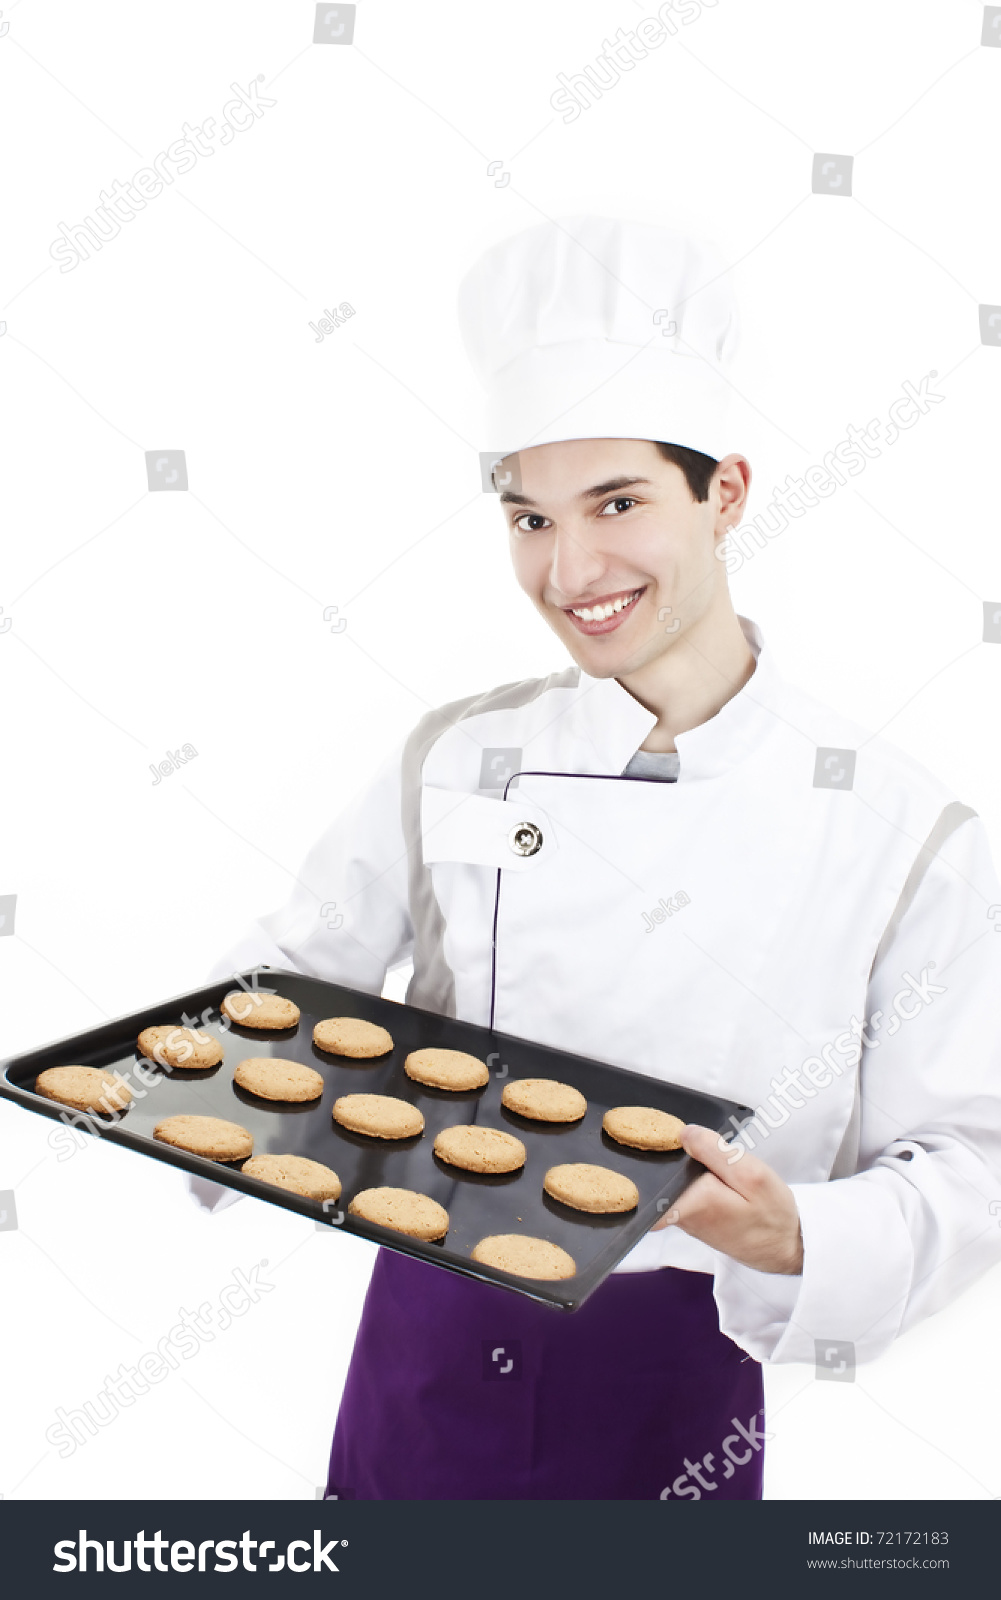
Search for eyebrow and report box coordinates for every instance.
[499,475,654,508]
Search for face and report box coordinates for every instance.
[499,438,750,679]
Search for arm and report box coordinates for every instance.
[188,741,414,1214]
[206,740,414,990]
[668,814,1001,1363]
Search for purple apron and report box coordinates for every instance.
[326,1248,764,1500]
[328,764,770,1500]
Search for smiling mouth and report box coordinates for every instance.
[560,586,646,633]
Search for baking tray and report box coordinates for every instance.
[0,968,752,1310]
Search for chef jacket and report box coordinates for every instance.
[210,618,1001,1365]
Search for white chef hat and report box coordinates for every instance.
[457,215,739,461]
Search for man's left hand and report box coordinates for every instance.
[649,1124,804,1275]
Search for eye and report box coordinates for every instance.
[598,497,638,517]
[511,512,552,534]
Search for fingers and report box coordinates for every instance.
[680,1123,769,1201]
[648,1125,775,1235]
[646,1128,804,1273]
[650,1169,721,1231]
[648,1124,745,1232]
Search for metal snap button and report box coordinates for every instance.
[508,821,543,857]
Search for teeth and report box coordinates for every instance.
[571,589,639,621]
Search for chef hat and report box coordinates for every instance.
[457,215,738,461]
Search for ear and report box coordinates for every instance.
[713,455,751,538]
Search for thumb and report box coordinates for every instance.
[681,1123,748,1182]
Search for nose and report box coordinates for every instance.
[548,520,606,600]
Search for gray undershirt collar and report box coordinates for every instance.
[620,748,680,782]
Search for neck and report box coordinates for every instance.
[616,601,756,753]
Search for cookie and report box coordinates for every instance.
[241,1153,341,1201]
[348,1186,449,1240]
[543,1162,639,1214]
[332,1093,424,1140]
[220,992,300,1030]
[501,1078,587,1122]
[313,1017,394,1058]
[234,1057,324,1102]
[138,1025,224,1070]
[470,1234,577,1280]
[404,1048,489,1091]
[603,1106,686,1151]
[153,1115,253,1162]
[433,1124,526,1174]
[34,1066,132,1115]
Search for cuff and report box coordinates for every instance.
[713,1174,914,1365]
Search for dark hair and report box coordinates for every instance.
[654,441,719,503]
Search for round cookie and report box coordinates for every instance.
[242,1153,341,1201]
[348,1186,449,1240]
[153,1115,253,1162]
[404,1048,489,1091]
[138,1025,224,1070]
[332,1093,424,1140]
[543,1162,640,1214]
[34,1066,132,1116]
[313,1017,394,1058]
[221,992,300,1030]
[234,1057,324,1102]
[603,1105,686,1151]
[471,1234,577,1280]
[434,1124,526,1174]
[502,1077,587,1123]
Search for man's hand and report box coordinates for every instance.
[650,1124,804,1275]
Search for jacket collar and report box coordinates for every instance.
[570,616,784,779]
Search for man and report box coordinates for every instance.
[207,218,1001,1499]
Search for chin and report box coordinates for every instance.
[558,631,637,679]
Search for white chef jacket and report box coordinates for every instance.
[209,618,1001,1365]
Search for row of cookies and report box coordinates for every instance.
[28,1011,456,1115]
[143,1114,568,1276]
[134,1002,687,1164]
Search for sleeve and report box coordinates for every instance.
[187,740,414,1214]
[205,739,414,991]
[712,813,1001,1364]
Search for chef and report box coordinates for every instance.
[206,216,1001,1500]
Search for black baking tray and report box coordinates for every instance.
[0,968,752,1310]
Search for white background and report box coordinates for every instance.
[1,0,1000,1501]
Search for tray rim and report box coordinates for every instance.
[0,965,754,1311]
